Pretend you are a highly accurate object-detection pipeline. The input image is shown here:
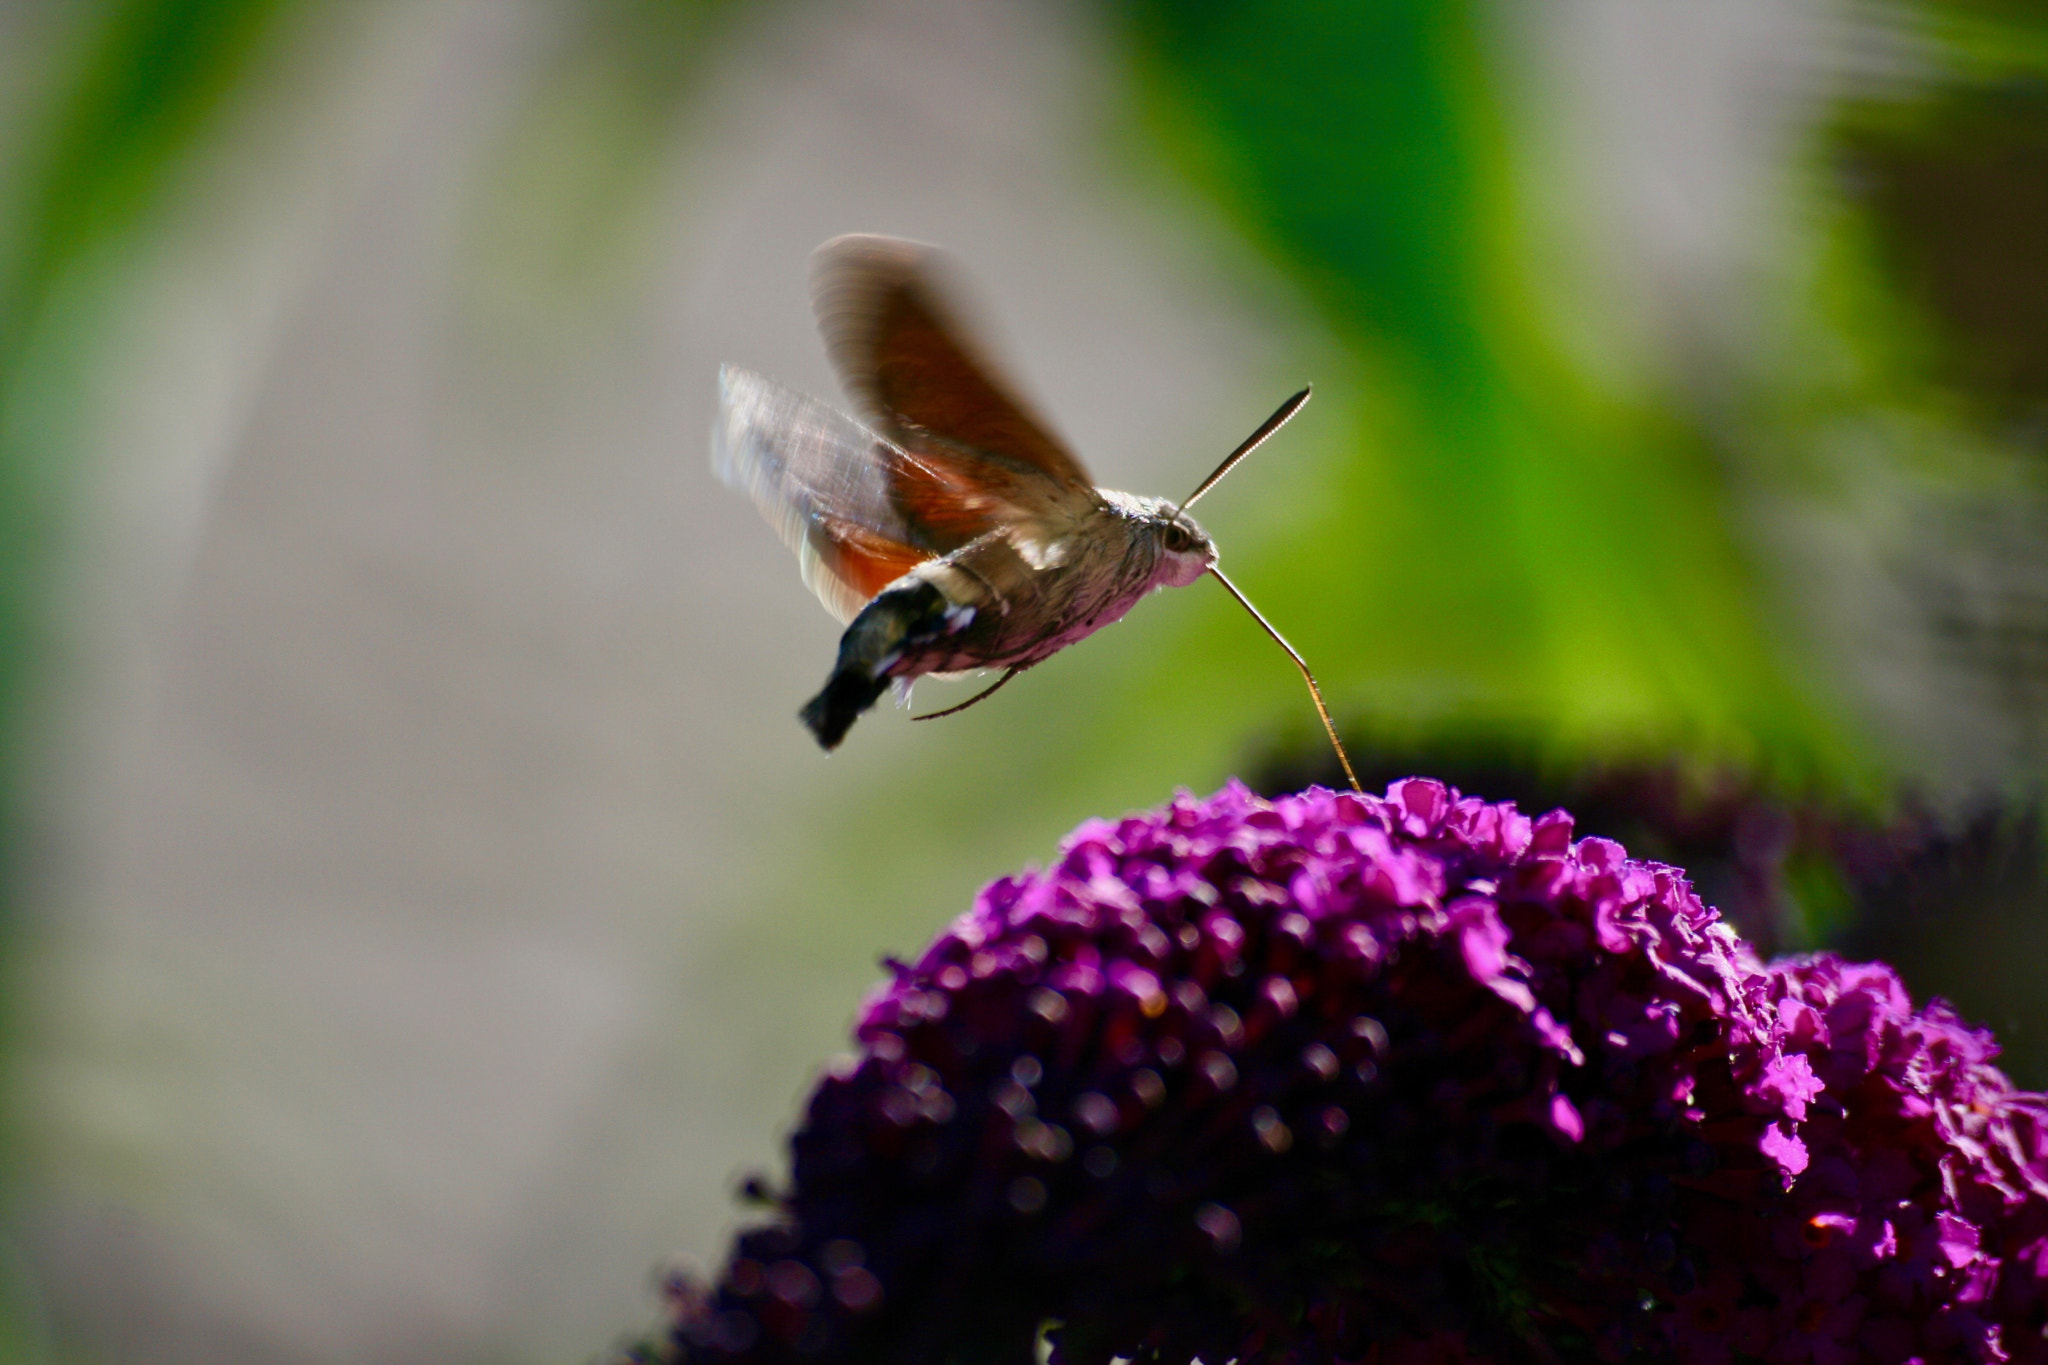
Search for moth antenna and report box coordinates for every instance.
[1209,567,1362,794]
[1174,385,1312,517]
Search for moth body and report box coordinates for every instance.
[795,496,1214,747]
[909,492,1214,669]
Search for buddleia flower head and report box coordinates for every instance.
[647,780,2048,1365]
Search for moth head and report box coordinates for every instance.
[1152,507,1217,587]
[1148,382,1312,593]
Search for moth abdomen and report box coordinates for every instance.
[800,578,963,750]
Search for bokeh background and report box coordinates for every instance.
[2,0,2046,1360]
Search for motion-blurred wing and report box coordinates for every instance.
[812,235,1096,508]
[714,366,937,623]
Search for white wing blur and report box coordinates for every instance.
[712,365,925,624]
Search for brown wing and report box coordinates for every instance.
[813,518,930,610]
[812,235,1096,496]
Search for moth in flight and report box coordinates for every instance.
[713,234,1358,791]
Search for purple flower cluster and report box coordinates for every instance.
[653,781,2048,1364]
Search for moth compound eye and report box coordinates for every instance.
[1162,522,1195,554]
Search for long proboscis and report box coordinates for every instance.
[1209,567,1362,794]
[1174,384,1312,515]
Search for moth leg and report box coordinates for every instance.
[911,667,1020,722]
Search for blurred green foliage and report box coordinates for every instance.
[2,0,286,324]
[0,0,305,916]
[0,0,288,898]
[0,0,294,882]
[1115,0,1858,784]
[0,4,293,1357]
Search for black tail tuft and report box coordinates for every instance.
[800,667,891,751]
[798,579,952,751]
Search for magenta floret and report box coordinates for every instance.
[661,781,2048,1365]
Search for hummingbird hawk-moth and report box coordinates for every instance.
[713,234,1359,791]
